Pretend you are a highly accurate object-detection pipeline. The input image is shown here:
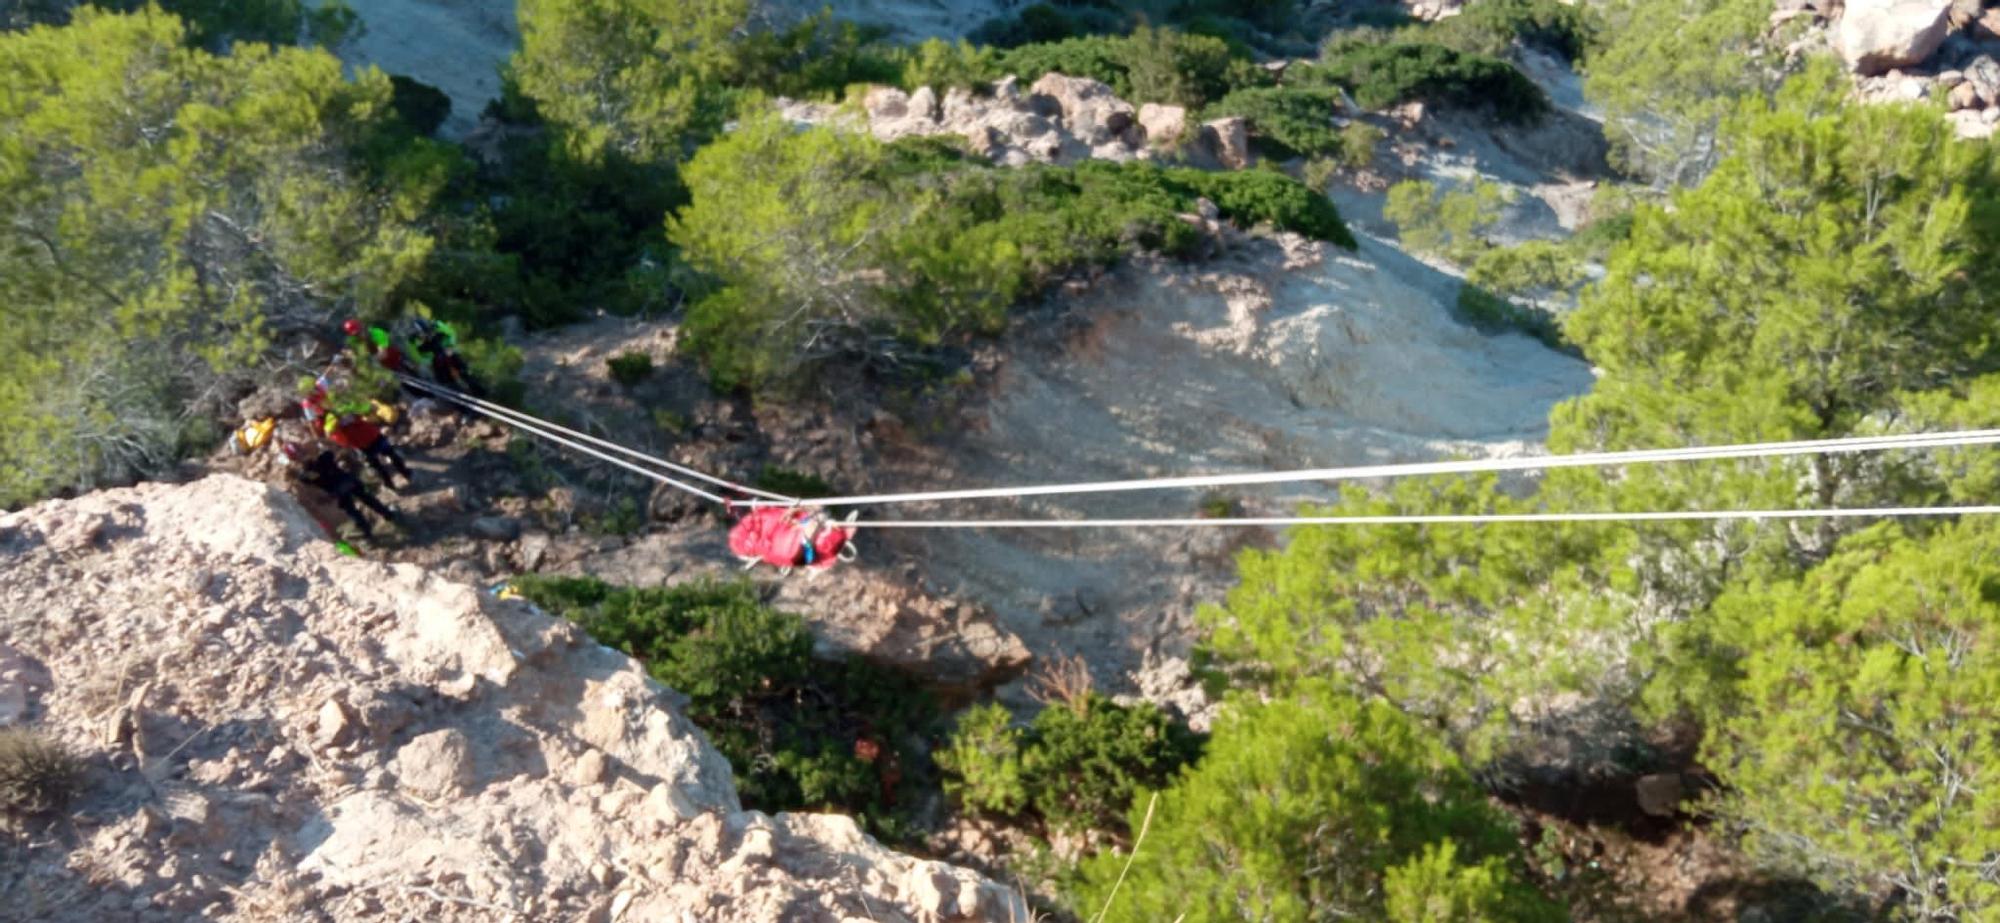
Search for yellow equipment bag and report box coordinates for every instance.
[233,417,276,454]
[370,399,399,426]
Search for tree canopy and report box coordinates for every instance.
[0,7,440,505]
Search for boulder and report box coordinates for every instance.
[1635,772,1684,818]
[1196,117,1252,170]
[1028,73,1135,145]
[1138,102,1188,146]
[1967,56,2000,106]
[862,86,909,120]
[906,86,940,122]
[1838,0,1953,77]
[392,728,475,799]
[1950,80,1982,109]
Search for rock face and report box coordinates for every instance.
[0,476,1025,922]
[795,72,1251,167]
[1839,0,1954,75]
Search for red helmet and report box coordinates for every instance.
[342,318,363,337]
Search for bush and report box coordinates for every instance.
[1068,685,1559,922]
[1171,167,1358,248]
[896,38,1001,91]
[1306,39,1547,122]
[0,728,83,819]
[940,695,1202,836]
[1024,694,1203,834]
[1201,86,1346,158]
[606,351,654,387]
[1425,0,1602,62]
[513,576,937,830]
[996,26,1263,108]
[1456,284,1566,350]
[1382,178,1506,264]
[1339,121,1385,170]
[935,703,1029,816]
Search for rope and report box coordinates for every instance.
[397,374,795,504]
[399,376,735,506]
[845,505,2000,529]
[745,429,2000,509]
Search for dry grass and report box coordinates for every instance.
[1026,652,1094,717]
[0,728,83,819]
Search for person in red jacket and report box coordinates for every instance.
[728,507,857,573]
[324,411,412,489]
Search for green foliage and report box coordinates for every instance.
[99,0,364,52]
[0,728,83,818]
[388,75,451,137]
[1664,521,2000,920]
[1467,239,1584,298]
[513,0,748,164]
[752,467,835,499]
[672,116,1353,390]
[941,695,1201,835]
[1200,86,1346,158]
[1339,120,1385,170]
[1024,694,1202,834]
[895,38,1001,92]
[996,26,1261,108]
[1200,58,2000,784]
[1382,178,1508,264]
[512,576,936,828]
[1583,0,1797,186]
[606,351,654,387]
[935,703,1029,816]
[1068,684,1558,922]
[1456,284,1565,351]
[1308,38,1546,122]
[0,8,439,506]
[1424,0,1601,62]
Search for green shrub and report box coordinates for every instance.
[752,467,835,499]
[1456,284,1565,350]
[512,576,938,831]
[606,351,654,387]
[1425,0,1602,62]
[0,728,82,819]
[1306,39,1547,122]
[1198,491,1238,518]
[996,26,1263,107]
[1339,121,1385,170]
[1382,178,1507,264]
[388,75,452,136]
[935,703,1029,816]
[940,694,1202,836]
[1201,86,1346,157]
[1467,239,1585,297]
[896,37,1001,91]
[1173,167,1356,248]
[1068,685,1559,922]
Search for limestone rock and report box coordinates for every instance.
[393,728,475,799]
[1029,72,1136,146]
[1138,102,1188,146]
[1838,0,1953,76]
[1950,80,1981,109]
[0,476,1022,922]
[1196,116,1252,170]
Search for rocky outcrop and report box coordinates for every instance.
[791,73,1252,168]
[1839,0,1954,74]
[0,476,1025,922]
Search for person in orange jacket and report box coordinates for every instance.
[324,411,412,489]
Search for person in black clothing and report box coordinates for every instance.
[282,442,399,540]
[409,318,484,399]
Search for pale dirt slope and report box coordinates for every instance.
[0,475,1025,922]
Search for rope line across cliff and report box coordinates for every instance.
[399,375,2000,530]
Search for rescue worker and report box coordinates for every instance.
[324,409,413,489]
[282,442,400,541]
[409,318,484,398]
[345,318,413,376]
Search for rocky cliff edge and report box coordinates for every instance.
[0,475,1026,922]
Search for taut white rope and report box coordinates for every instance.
[744,429,2000,509]
[842,506,2000,529]
[398,374,794,503]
